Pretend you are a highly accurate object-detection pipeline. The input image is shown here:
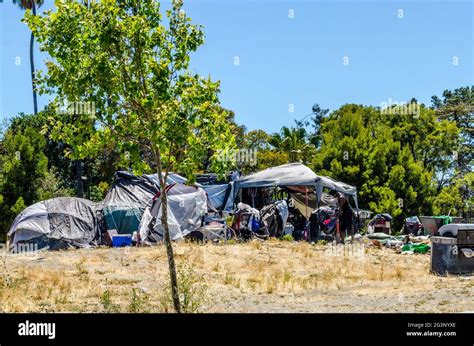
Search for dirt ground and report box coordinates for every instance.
[0,239,472,313]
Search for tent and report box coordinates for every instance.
[233,163,358,211]
[7,197,98,251]
[101,170,236,235]
[100,171,160,234]
[138,183,208,243]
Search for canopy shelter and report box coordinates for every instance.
[7,197,99,251]
[233,163,358,211]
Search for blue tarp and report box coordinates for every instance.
[201,184,231,211]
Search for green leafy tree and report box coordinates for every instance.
[37,167,75,200]
[312,103,457,229]
[244,129,271,151]
[270,125,315,164]
[255,149,289,172]
[26,0,236,312]
[0,126,49,235]
[238,129,289,173]
[431,86,473,175]
[432,172,473,217]
[226,109,247,148]
[89,181,110,202]
[10,112,120,195]
[385,101,459,189]
[308,104,330,149]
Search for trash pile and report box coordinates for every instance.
[366,232,431,254]
[367,214,393,235]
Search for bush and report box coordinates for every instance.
[159,261,209,313]
[100,289,119,313]
[280,234,294,242]
[128,288,149,313]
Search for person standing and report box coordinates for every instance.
[329,190,354,244]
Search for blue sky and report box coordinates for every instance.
[0,0,472,133]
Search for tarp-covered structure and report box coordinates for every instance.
[167,173,236,212]
[201,183,235,212]
[100,171,160,234]
[138,183,207,243]
[152,172,235,212]
[101,170,236,235]
[233,163,358,214]
[7,197,98,251]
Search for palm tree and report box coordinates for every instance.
[14,0,44,115]
[270,126,314,163]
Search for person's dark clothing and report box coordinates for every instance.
[334,192,354,237]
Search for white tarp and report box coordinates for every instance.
[233,163,358,208]
[235,163,320,188]
[275,200,289,229]
[138,184,208,243]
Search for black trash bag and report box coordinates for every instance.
[260,204,284,238]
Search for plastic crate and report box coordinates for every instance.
[112,234,132,247]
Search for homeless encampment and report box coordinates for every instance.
[138,183,208,244]
[7,197,98,251]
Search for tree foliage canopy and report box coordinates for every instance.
[26,0,236,179]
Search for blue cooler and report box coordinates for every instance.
[112,234,132,247]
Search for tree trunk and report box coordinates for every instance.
[30,4,38,115]
[154,147,181,313]
[75,160,84,198]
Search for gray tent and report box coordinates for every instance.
[233,163,358,209]
[7,197,98,251]
[100,171,160,234]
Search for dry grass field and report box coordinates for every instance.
[1,239,473,313]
